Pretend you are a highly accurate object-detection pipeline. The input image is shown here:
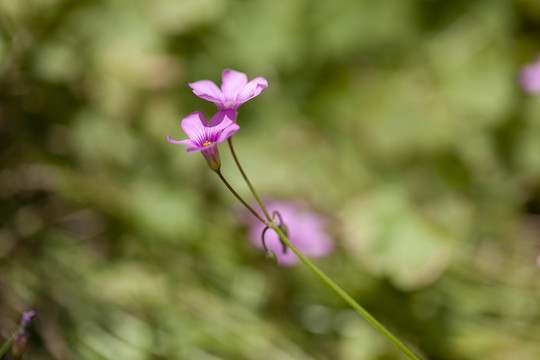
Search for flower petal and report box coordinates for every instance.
[184,142,220,154]
[189,80,224,103]
[208,109,235,128]
[167,136,195,146]
[221,69,248,100]
[180,111,207,143]
[207,110,240,142]
[186,145,207,153]
[238,76,268,102]
[217,122,240,143]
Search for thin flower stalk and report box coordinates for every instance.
[270,225,421,360]
[215,170,268,224]
[227,138,272,221]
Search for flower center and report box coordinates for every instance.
[203,140,212,146]
[223,101,238,109]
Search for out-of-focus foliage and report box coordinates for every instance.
[1,0,540,359]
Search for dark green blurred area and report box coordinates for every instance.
[1,0,540,359]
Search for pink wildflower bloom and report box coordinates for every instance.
[520,55,540,94]
[189,69,268,111]
[243,200,334,267]
[167,109,239,171]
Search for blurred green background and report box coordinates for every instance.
[1,0,540,359]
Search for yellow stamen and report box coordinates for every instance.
[203,141,212,146]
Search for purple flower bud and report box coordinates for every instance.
[12,333,28,358]
[21,311,35,328]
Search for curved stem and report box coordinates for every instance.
[227,138,272,221]
[216,170,268,224]
[271,225,422,360]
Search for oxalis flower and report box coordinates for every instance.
[189,69,268,111]
[520,55,540,94]
[241,200,334,267]
[167,109,239,171]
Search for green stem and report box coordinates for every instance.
[216,170,268,224]
[0,333,15,358]
[271,225,422,360]
[227,138,272,221]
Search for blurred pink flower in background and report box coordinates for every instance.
[242,200,334,266]
[519,55,540,94]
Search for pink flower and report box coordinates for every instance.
[168,109,239,171]
[243,200,334,267]
[189,69,268,111]
[520,55,540,94]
